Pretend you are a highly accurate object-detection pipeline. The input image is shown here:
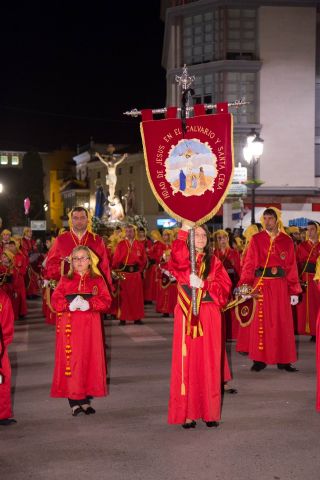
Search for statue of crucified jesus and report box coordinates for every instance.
[95,144,128,202]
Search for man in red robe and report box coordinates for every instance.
[239,207,301,372]
[295,221,320,341]
[112,224,147,325]
[44,207,112,293]
[0,289,16,426]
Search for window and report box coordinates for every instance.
[182,7,257,65]
[0,155,8,165]
[190,70,257,124]
[11,155,19,166]
[226,9,257,59]
[183,11,214,65]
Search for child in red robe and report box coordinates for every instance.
[51,245,111,416]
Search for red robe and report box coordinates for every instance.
[239,230,301,365]
[137,238,154,302]
[0,290,14,420]
[51,273,111,399]
[21,237,40,296]
[295,240,320,336]
[148,241,166,302]
[156,259,177,315]
[44,230,112,319]
[112,239,147,321]
[13,252,28,317]
[167,230,231,424]
[214,247,241,340]
[316,301,320,411]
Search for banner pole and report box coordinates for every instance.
[175,65,198,315]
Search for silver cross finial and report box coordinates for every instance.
[175,64,195,91]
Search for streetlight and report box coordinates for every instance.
[243,130,264,224]
[0,183,3,193]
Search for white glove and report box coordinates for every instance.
[181,220,195,231]
[190,273,204,289]
[69,295,82,312]
[77,298,90,311]
[43,279,49,287]
[290,295,299,306]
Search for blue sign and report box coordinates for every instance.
[289,217,310,227]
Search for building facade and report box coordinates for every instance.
[161,0,320,227]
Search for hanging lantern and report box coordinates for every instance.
[24,197,31,215]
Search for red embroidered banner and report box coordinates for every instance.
[140,108,234,224]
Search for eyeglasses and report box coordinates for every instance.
[72,256,90,262]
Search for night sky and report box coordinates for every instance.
[0,3,166,152]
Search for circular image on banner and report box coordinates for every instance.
[165,139,218,197]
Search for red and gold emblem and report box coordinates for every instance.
[280,252,286,260]
[92,285,98,296]
[271,266,278,275]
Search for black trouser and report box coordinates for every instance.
[68,397,90,408]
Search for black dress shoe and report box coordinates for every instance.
[310,336,316,342]
[0,418,17,426]
[182,420,196,429]
[134,320,143,325]
[162,313,169,318]
[250,361,267,372]
[71,406,84,416]
[277,363,298,372]
[83,406,96,415]
[119,320,126,326]
[205,421,219,428]
[223,386,238,394]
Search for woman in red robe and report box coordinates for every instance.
[167,224,231,428]
[51,245,111,416]
[0,289,16,426]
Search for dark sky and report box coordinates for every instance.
[0,3,166,152]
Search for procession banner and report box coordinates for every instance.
[140,104,234,225]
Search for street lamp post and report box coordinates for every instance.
[243,130,264,225]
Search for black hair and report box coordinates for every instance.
[307,221,319,227]
[71,207,88,217]
[263,208,277,219]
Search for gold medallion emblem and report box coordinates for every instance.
[271,266,278,275]
[129,266,134,272]
[241,306,249,317]
[280,252,286,260]
[92,286,98,296]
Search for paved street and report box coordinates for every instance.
[1,299,320,480]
